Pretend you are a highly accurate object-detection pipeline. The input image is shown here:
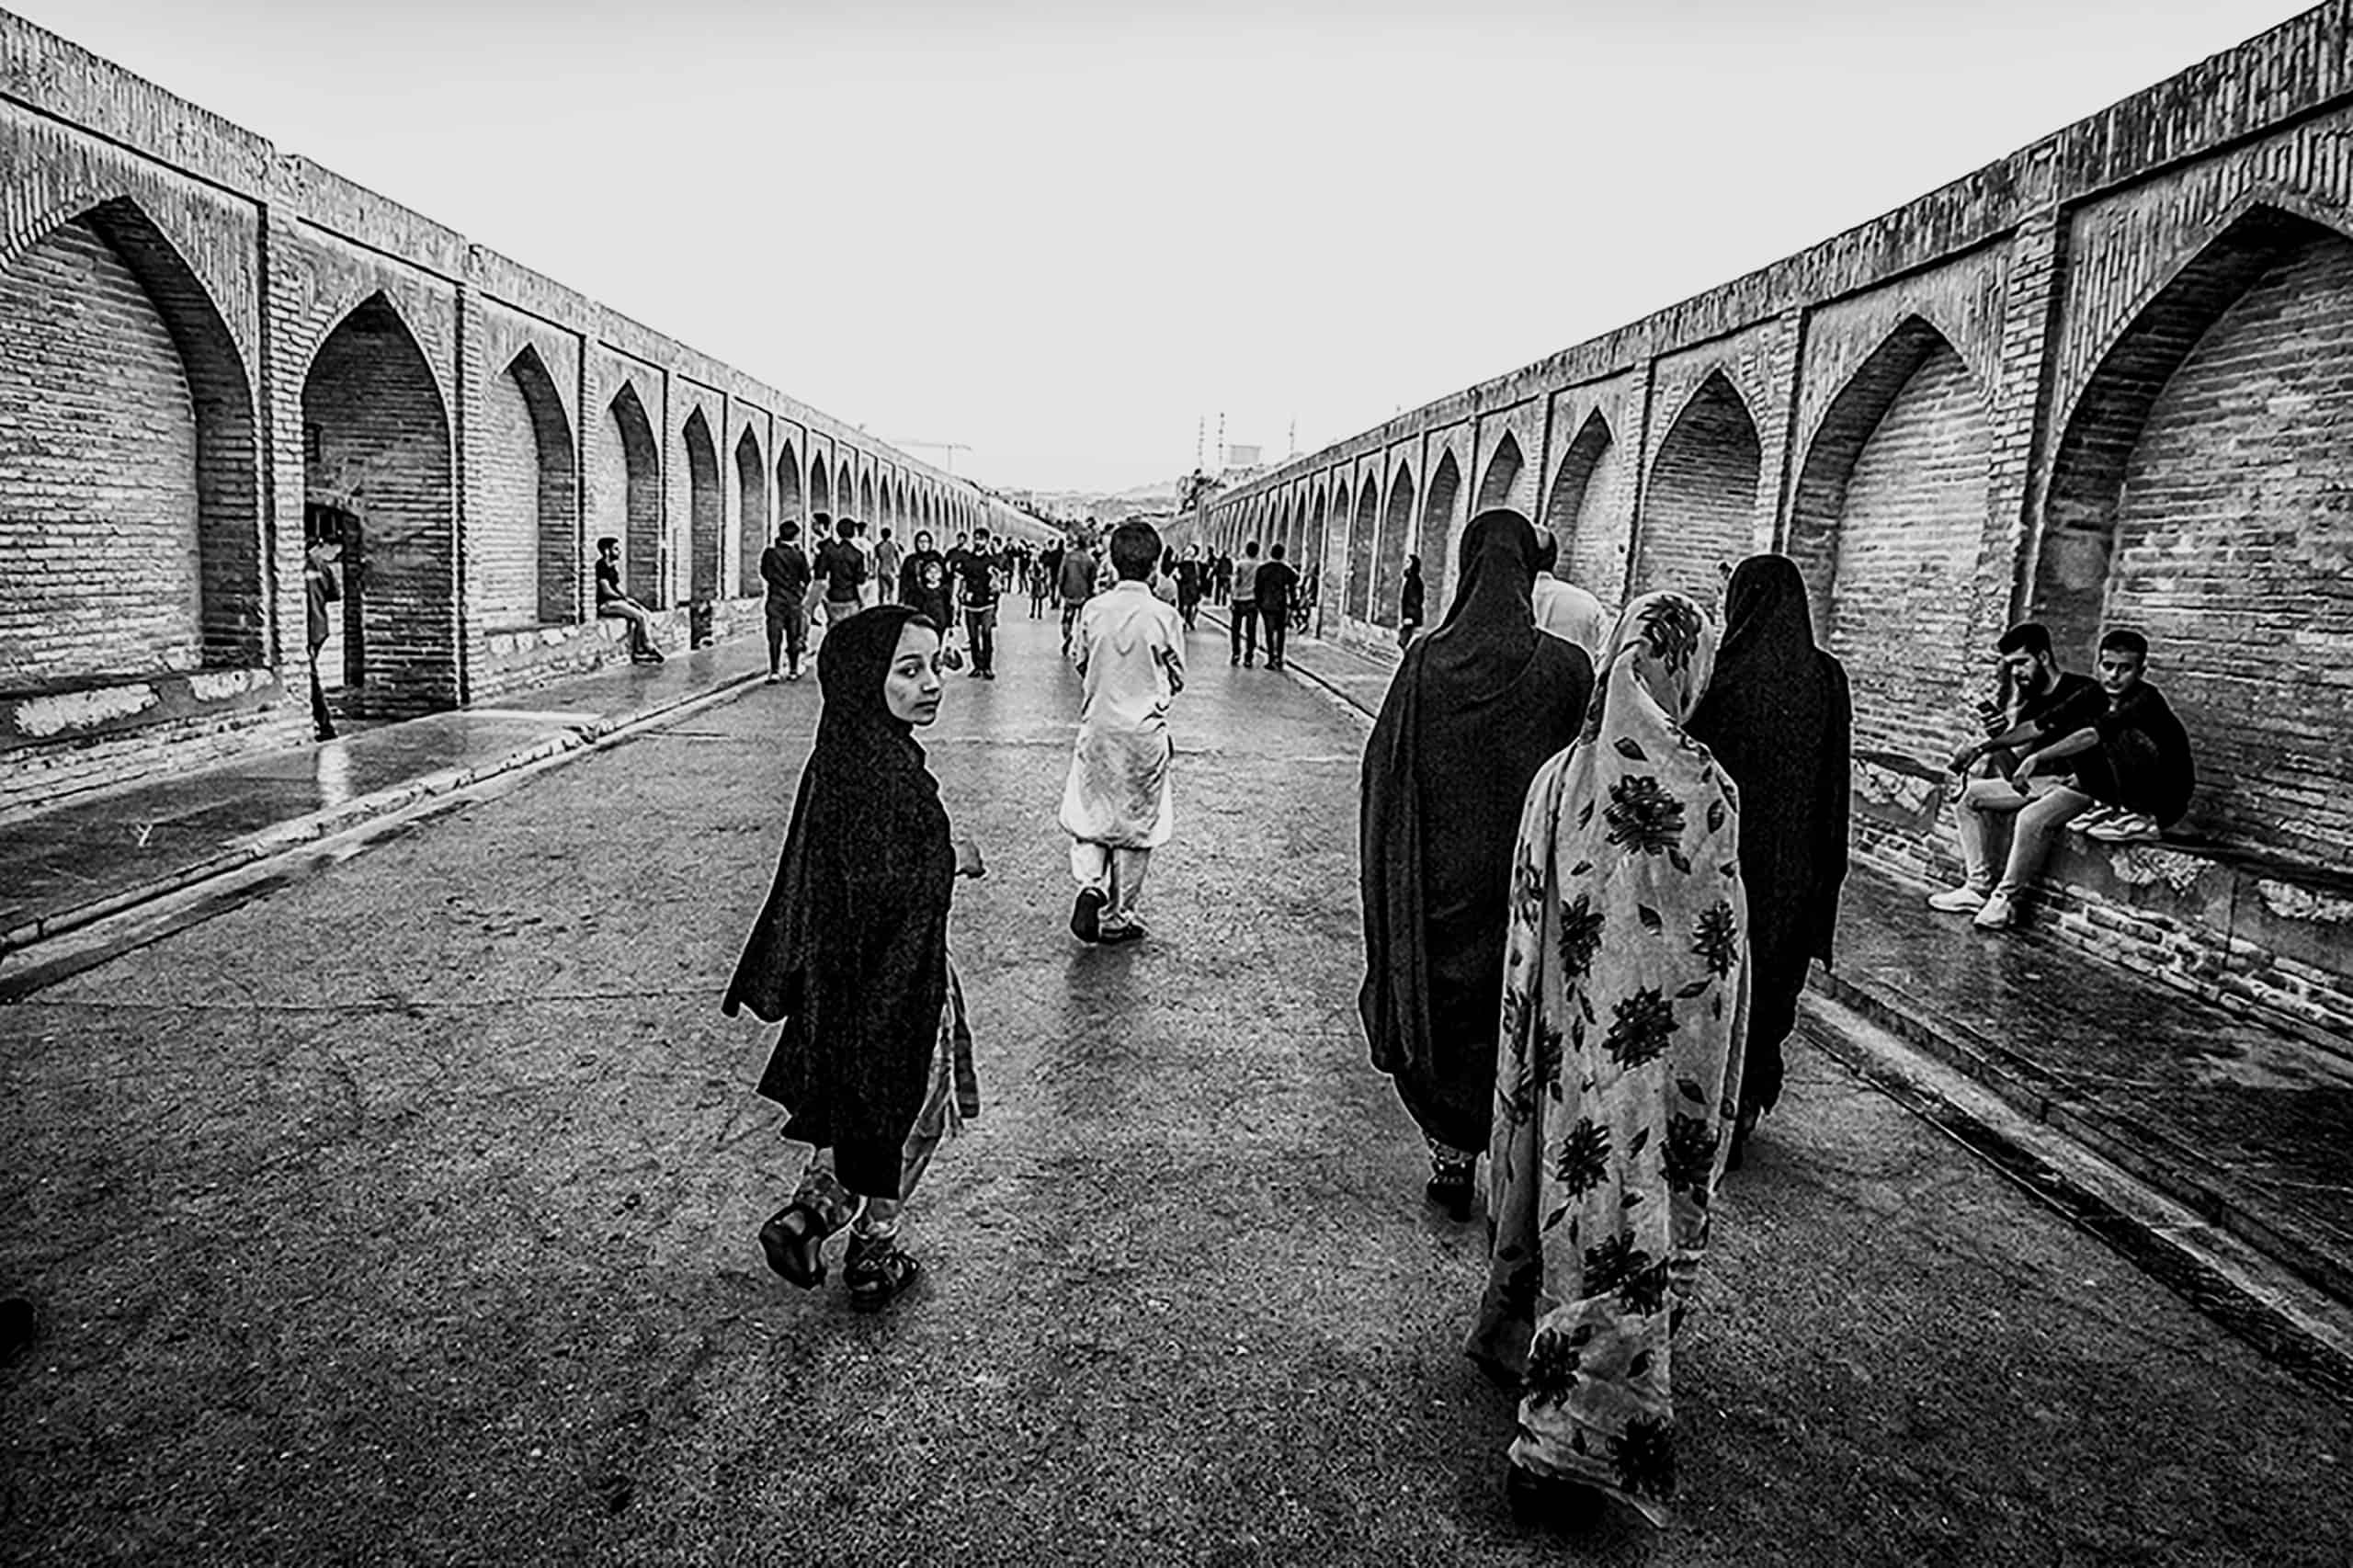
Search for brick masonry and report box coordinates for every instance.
[1202,3,2353,1038]
[0,6,1006,818]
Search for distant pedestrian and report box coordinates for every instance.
[1212,551,1233,603]
[303,534,340,739]
[1254,542,1299,670]
[946,526,1004,679]
[724,606,985,1312]
[813,515,867,629]
[1174,545,1204,629]
[874,527,904,605]
[1028,543,1052,618]
[1061,520,1187,946]
[1685,553,1852,1164]
[1398,555,1425,646]
[1466,589,1743,1530]
[1229,540,1262,666]
[760,520,813,683]
[1359,511,1594,1221]
[594,535,665,664]
[1057,535,1099,657]
[900,528,952,631]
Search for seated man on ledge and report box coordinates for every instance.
[594,535,665,664]
[1930,626,2194,931]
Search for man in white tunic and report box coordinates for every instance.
[1060,520,1187,946]
[1529,528,1609,658]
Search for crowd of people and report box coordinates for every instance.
[720,500,2198,1532]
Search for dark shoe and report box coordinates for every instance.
[1726,1106,1760,1173]
[0,1297,35,1365]
[1097,919,1146,945]
[1426,1173,1473,1221]
[845,1235,921,1312]
[756,1203,828,1289]
[1506,1462,1607,1529]
[981,669,996,680]
[1071,887,1106,943]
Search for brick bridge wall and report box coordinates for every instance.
[0,7,1020,818]
[1202,3,2353,1040]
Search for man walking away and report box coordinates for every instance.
[813,515,868,631]
[1229,540,1262,666]
[1174,545,1204,629]
[1255,542,1300,670]
[761,520,813,682]
[1058,534,1099,658]
[1061,520,1187,946]
[947,526,1004,679]
[873,527,904,608]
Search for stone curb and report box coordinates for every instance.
[0,667,766,969]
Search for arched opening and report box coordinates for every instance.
[482,345,576,630]
[1789,317,1988,762]
[1477,432,1524,513]
[2038,204,2353,860]
[809,453,833,520]
[776,438,803,528]
[0,198,260,693]
[301,292,456,716]
[1347,480,1381,621]
[592,381,663,609]
[1377,460,1417,629]
[859,471,876,525]
[1418,449,1462,611]
[1542,410,1621,598]
[1637,370,1759,612]
[680,407,722,604]
[734,426,768,597]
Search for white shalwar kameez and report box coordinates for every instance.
[1059,580,1187,923]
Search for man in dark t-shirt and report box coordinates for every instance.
[760,520,813,681]
[1253,542,1300,671]
[594,535,664,664]
[812,514,866,627]
[944,527,1004,678]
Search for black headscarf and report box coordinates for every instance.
[722,604,957,1198]
[1685,553,1852,1116]
[1359,510,1594,1153]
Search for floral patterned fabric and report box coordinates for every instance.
[1466,590,1749,1526]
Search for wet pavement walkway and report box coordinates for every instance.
[1237,608,2353,1324]
[0,635,772,960]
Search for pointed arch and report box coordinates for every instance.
[0,194,261,689]
[301,292,457,714]
[1347,476,1381,621]
[776,437,803,527]
[680,407,722,604]
[592,381,662,609]
[1637,370,1758,611]
[809,451,833,519]
[1477,431,1524,514]
[858,470,876,524]
[1542,409,1620,597]
[2037,202,2353,858]
[1790,315,1989,763]
[1418,448,1462,610]
[484,344,578,628]
[1376,459,1418,629]
[734,426,769,597]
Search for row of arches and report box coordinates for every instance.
[0,190,990,723]
[1203,200,2353,864]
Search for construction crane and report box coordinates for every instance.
[892,437,972,475]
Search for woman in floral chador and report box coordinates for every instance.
[1467,590,1748,1527]
[1360,511,1594,1219]
[723,605,983,1311]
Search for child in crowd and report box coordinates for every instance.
[1059,520,1187,945]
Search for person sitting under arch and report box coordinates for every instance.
[595,536,665,664]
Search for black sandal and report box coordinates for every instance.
[1505,1462,1607,1529]
[845,1236,922,1312]
[757,1203,828,1289]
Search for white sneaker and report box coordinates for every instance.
[2067,806,2122,835]
[2086,812,2161,844]
[1927,885,1988,914]
[1972,892,2016,930]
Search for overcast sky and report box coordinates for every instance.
[10,0,2314,492]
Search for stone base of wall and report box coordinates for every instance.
[470,619,631,705]
[0,667,308,824]
[1849,753,2353,1047]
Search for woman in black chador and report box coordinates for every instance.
[1359,511,1594,1218]
[723,605,983,1310]
[1685,553,1851,1165]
